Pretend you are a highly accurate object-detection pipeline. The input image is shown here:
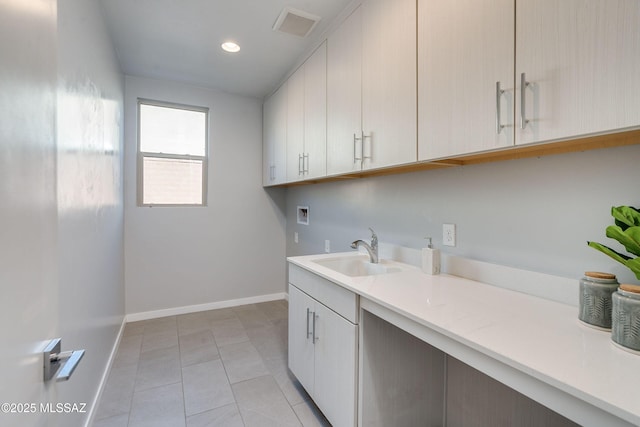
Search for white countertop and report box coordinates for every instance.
[287,251,640,426]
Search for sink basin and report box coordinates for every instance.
[312,256,403,277]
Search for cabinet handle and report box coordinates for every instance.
[312,312,319,343]
[520,73,530,129]
[306,308,312,339]
[270,165,275,181]
[303,153,309,174]
[495,81,505,134]
[298,154,303,175]
[353,132,363,163]
[363,133,372,160]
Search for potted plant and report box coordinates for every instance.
[588,205,640,352]
[588,205,640,280]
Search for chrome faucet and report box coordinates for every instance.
[351,227,378,263]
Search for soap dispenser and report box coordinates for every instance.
[422,237,440,275]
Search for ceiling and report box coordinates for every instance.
[98,0,353,99]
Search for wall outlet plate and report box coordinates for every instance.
[325,240,330,253]
[443,223,456,247]
[294,232,299,243]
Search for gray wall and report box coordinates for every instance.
[0,0,125,426]
[286,143,640,284]
[57,0,125,425]
[124,76,287,316]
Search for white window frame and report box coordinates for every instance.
[137,98,209,207]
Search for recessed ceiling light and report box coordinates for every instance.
[221,41,240,53]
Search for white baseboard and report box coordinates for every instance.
[126,292,288,322]
[83,316,127,427]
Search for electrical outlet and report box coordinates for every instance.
[294,232,299,243]
[443,223,456,247]
[325,240,331,253]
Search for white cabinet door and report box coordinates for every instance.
[286,67,305,182]
[516,0,640,146]
[418,0,514,160]
[313,302,358,427]
[288,285,315,394]
[362,0,417,169]
[263,83,287,186]
[327,6,363,176]
[304,42,327,180]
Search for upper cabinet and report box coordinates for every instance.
[419,0,640,161]
[327,6,363,176]
[266,0,640,186]
[361,0,417,169]
[304,42,328,180]
[516,0,640,146]
[267,42,327,185]
[263,83,287,186]
[327,0,417,176]
[287,42,328,182]
[286,64,306,181]
[287,42,327,182]
[418,0,515,160]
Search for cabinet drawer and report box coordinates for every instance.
[288,263,358,324]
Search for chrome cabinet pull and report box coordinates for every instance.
[303,153,309,174]
[269,165,275,181]
[298,154,303,175]
[353,132,363,163]
[312,313,319,343]
[306,308,312,339]
[496,81,505,134]
[363,133,372,160]
[520,73,530,129]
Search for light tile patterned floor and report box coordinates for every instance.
[93,300,331,427]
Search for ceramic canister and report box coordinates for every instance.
[578,271,619,329]
[612,285,640,352]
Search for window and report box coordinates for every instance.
[138,99,208,206]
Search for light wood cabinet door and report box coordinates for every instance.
[304,42,327,180]
[288,285,315,394]
[262,83,287,186]
[327,6,363,176]
[418,0,514,160]
[286,66,305,182]
[313,302,358,427]
[362,0,417,169]
[516,0,640,146]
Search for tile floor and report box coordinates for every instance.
[93,300,331,427]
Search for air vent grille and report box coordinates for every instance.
[273,7,320,38]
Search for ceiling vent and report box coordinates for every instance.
[272,7,321,38]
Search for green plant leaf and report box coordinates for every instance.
[605,225,640,257]
[588,241,631,265]
[626,257,640,280]
[611,206,640,230]
[625,227,640,257]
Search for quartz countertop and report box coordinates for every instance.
[287,251,640,426]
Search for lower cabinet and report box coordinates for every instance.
[288,269,358,427]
